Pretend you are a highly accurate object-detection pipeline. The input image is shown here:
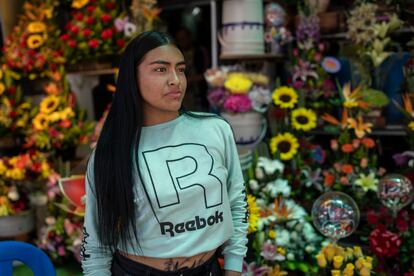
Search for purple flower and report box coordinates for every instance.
[292,60,318,82]
[260,240,285,261]
[242,261,268,276]
[296,15,320,46]
[223,94,252,113]
[207,88,226,107]
[393,152,409,166]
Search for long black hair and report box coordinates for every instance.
[93,31,176,251]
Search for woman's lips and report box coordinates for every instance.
[165,91,182,99]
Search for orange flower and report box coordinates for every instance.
[323,171,335,187]
[341,164,353,174]
[362,137,375,148]
[352,139,360,148]
[347,116,372,138]
[341,144,354,153]
[340,176,349,185]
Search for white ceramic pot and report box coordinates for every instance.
[221,112,263,144]
[0,209,35,238]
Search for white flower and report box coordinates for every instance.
[255,167,265,180]
[275,229,290,247]
[305,245,315,253]
[303,222,319,242]
[45,216,56,225]
[7,187,19,201]
[249,86,272,113]
[124,22,137,37]
[249,179,259,191]
[287,253,295,261]
[264,178,291,198]
[257,157,284,175]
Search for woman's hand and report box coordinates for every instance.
[224,270,241,276]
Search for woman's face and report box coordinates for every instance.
[137,44,187,123]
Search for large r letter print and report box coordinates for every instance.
[142,144,223,209]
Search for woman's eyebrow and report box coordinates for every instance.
[149,60,186,66]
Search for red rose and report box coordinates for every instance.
[59,119,72,129]
[9,111,17,118]
[88,39,99,49]
[101,28,113,40]
[7,87,16,95]
[70,25,80,35]
[86,16,94,25]
[75,13,84,21]
[116,38,126,48]
[87,6,96,13]
[369,227,402,258]
[68,40,77,48]
[101,14,112,24]
[105,2,116,10]
[64,22,72,31]
[367,210,379,225]
[82,28,92,38]
[31,162,42,173]
[59,33,70,41]
[48,127,60,138]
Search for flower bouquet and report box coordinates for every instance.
[23,78,94,159]
[0,150,55,216]
[244,156,322,274]
[2,1,65,80]
[60,0,133,65]
[205,68,272,145]
[315,243,374,276]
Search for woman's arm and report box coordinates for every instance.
[81,152,113,276]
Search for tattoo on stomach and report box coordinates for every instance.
[163,253,209,271]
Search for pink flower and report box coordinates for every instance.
[360,158,368,168]
[223,94,252,113]
[330,139,338,150]
[207,88,226,107]
[293,80,304,89]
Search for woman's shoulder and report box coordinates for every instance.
[183,111,231,130]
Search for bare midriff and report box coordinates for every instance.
[119,248,217,271]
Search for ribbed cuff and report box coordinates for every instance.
[224,253,244,272]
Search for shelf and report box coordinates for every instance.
[321,27,413,40]
[310,125,407,137]
[66,68,117,76]
[219,53,285,61]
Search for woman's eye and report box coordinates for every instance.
[178,67,186,73]
[155,67,166,72]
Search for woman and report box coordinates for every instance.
[81,31,247,276]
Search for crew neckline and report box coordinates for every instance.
[141,114,185,131]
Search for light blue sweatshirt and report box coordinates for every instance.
[81,113,248,275]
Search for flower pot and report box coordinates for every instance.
[0,209,35,238]
[221,112,264,145]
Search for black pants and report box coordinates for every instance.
[111,251,223,276]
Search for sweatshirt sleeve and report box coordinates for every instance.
[221,122,248,272]
[81,151,113,275]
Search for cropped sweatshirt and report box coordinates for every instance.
[81,113,248,275]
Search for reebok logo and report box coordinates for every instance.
[160,211,224,237]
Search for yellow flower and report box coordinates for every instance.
[333,255,344,269]
[344,263,355,276]
[277,247,286,256]
[33,113,49,130]
[19,102,30,109]
[72,0,89,9]
[341,83,368,109]
[270,133,299,161]
[224,74,253,94]
[0,83,5,95]
[408,121,414,131]
[247,194,260,234]
[246,73,269,86]
[0,196,14,216]
[324,244,336,262]
[27,22,46,33]
[48,112,60,122]
[355,257,364,270]
[43,7,53,19]
[0,69,3,79]
[6,167,25,180]
[60,107,75,120]
[316,253,327,268]
[291,108,317,131]
[40,95,60,114]
[331,270,341,276]
[0,160,6,175]
[359,266,371,276]
[347,116,372,138]
[267,265,288,276]
[353,246,363,258]
[268,230,276,239]
[27,34,44,49]
[272,86,298,109]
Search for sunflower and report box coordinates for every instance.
[33,113,50,130]
[0,69,3,79]
[40,95,60,114]
[291,108,317,131]
[0,83,5,95]
[247,194,260,234]
[409,121,414,131]
[60,107,75,120]
[27,34,44,49]
[270,132,299,160]
[72,0,89,9]
[27,22,46,33]
[224,74,253,94]
[272,86,298,109]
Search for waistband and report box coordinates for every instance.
[113,251,218,276]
